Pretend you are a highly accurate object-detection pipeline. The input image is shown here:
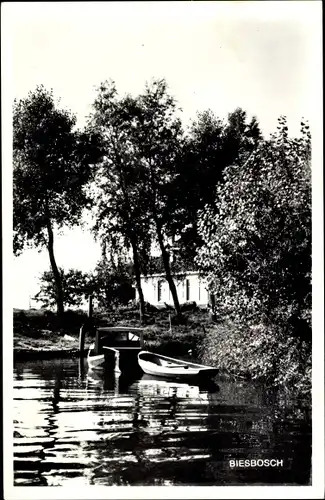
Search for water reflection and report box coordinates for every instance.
[13,358,311,486]
[87,368,121,394]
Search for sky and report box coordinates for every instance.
[3,1,322,309]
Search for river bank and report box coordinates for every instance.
[13,306,209,361]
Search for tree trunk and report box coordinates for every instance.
[155,221,182,319]
[46,219,64,317]
[131,239,146,324]
[209,291,216,321]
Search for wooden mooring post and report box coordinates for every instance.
[79,295,93,356]
[79,324,86,355]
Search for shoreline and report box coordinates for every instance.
[13,315,203,363]
[12,331,311,402]
[14,348,88,362]
[12,309,311,398]
[13,336,198,364]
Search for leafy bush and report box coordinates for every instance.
[199,323,311,395]
[196,118,311,394]
[196,118,311,337]
[93,259,135,309]
[180,301,198,312]
[34,262,136,311]
[34,268,93,309]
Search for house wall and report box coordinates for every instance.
[136,272,209,306]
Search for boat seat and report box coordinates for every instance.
[160,360,182,368]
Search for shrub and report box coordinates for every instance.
[199,322,311,396]
[196,117,311,339]
[195,119,311,395]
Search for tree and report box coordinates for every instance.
[169,108,262,263]
[89,81,151,323]
[196,117,311,338]
[223,107,262,166]
[93,254,135,309]
[13,86,102,316]
[34,268,93,309]
[125,79,185,318]
[35,261,135,311]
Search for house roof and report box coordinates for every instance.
[140,270,201,279]
[145,255,198,276]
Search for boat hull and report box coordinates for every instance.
[88,345,142,372]
[87,353,105,369]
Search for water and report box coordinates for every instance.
[13,358,311,486]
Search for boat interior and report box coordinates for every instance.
[140,352,186,367]
[94,327,144,354]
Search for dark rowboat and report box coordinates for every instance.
[88,327,144,371]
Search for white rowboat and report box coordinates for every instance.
[138,351,218,379]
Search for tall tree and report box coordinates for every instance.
[89,81,150,323]
[223,107,262,166]
[13,86,102,316]
[170,107,262,262]
[129,79,185,318]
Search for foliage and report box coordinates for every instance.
[89,82,263,318]
[13,85,101,253]
[93,256,135,309]
[129,79,185,239]
[13,85,102,314]
[34,268,93,309]
[34,260,135,311]
[126,79,186,316]
[89,80,152,320]
[195,117,311,397]
[171,107,262,262]
[90,80,152,256]
[90,79,186,317]
[196,117,311,338]
[199,323,311,396]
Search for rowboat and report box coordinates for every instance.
[87,326,144,371]
[138,351,218,379]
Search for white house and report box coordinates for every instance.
[135,271,209,306]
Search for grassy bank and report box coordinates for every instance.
[14,308,87,360]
